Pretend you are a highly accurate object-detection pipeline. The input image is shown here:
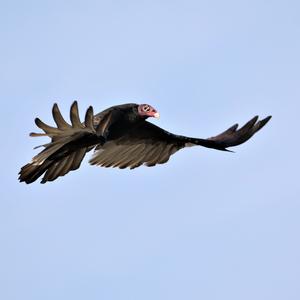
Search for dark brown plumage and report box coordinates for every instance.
[18,101,271,184]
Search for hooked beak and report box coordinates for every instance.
[153,112,160,119]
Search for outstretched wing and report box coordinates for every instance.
[19,101,104,184]
[89,115,272,169]
[189,115,272,151]
[89,121,186,169]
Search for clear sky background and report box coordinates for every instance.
[1,1,299,299]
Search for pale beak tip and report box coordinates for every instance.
[154,112,160,119]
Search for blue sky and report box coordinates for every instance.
[1,0,299,299]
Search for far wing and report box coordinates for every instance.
[89,121,185,169]
[89,115,272,170]
[189,115,272,151]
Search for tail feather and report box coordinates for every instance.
[19,139,92,184]
[19,160,53,184]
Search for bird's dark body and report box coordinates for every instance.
[95,108,141,140]
[18,101,271,184]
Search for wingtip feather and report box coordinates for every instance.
[29,132,47,137]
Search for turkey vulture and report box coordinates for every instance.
[19,101,271,184]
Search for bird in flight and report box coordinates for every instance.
[19,102,271,184]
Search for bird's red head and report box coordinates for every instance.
[138,104,160,119]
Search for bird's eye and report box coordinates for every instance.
[143,105,150,112]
